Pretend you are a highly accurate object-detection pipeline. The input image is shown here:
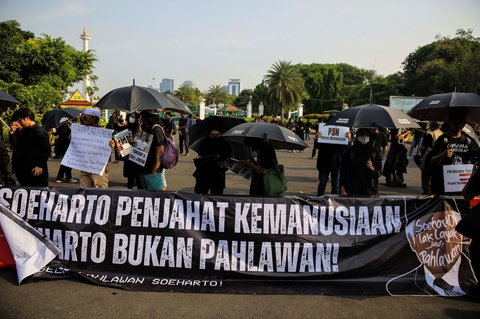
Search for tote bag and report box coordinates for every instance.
[263,164,287,196]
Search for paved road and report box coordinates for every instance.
[1,137,479,319]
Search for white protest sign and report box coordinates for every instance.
[318,124,349,145]
[443,164,473,193]
[129,131,153,167]
[61,124,113,175]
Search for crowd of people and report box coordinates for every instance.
[2,107,480,199]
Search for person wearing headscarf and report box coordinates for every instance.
[193,129,232,195]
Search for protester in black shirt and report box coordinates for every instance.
[193,129,232,195]
[178,113,190,156]
[430,110,479,195]
[10,108,51,187]
[340,128,381,196]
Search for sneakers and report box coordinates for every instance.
[56,179,63,183]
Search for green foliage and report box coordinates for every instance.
[0,20,98,110]
[205,84,230,105]
[403,28,480,95]
[265,60,305,122]
[233,88,254,109]
[174,84,197,105]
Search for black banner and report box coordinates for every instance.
[0,187,477,295]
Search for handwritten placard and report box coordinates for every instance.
[61,124,113,175]
[317,124,349,145]
[443,164,473,193]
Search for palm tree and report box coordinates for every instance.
[206,84,228,106]
[265,60,305,124]
[174,84,195,105]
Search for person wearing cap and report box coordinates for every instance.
[78,108,113,188]
[339,128,381,196]
[9,108,51,186]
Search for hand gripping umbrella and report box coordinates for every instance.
[408,92,480,122]
[222,122,308,150]
[326,103,420,129]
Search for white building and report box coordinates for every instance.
[228,79,242,96]
[160,78,174,93]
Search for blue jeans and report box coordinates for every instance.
[409,137,423,157]
[317,168,340,196]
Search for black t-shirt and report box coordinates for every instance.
[139,125,165,174]
[430,133,479,195]
[371,131,388,157]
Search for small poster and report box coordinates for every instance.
[443,164,473,193]
[113,129,133,157]
[317,124,349,145]
[128,131,153,167]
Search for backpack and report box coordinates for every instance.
[153,124,179,169]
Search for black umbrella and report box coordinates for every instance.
[0,91,20,112]
[408,92,480,122]
[462,124,480,147]
[95,84,192,114]
[42,108,84,130]
[222,122,308,150]
[190,138,250,160]
[164,94,193,114]
[188,116,246,146]
[326,103,420,129]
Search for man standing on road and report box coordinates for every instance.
[78,108,113,188]
[178,113,190,156]
[10,108,51,187]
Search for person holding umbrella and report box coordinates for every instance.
[429,110,480,195]
[244,137,279,196]
[193,128,232,195]
[137,110,165,191]
[339,128,381,196]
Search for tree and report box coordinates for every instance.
[0,20,97,112]
[265,60,305,123]
[233,88,254,109]
[205,84,229,106]
[252,81,271,113]
[174,84,196,105]
[402,28,480,95]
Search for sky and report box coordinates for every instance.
[1,0,480,97]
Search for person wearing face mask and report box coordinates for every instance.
[339,128,381,196]
[123,112,142,189]
[193,129,232,195]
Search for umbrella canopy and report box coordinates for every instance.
[42,108,83,130]
[164,95,193,114]
[408,92,480,122]
[188,116,246,147]
[0,91,20,112]
[95,84,192,114]
[222,122,308,150]
[462,124,480,147]
[326,103,420,129]
[190,138,250,160]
